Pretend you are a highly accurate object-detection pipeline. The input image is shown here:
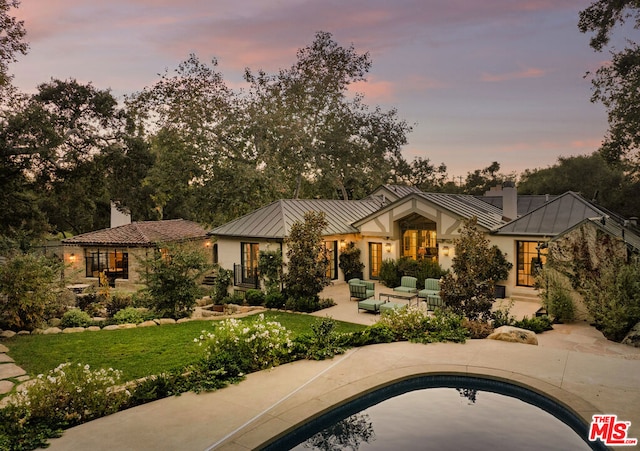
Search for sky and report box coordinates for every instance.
[9,0,615,180]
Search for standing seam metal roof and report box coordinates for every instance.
[209,198,383,239]
[416,193,505,230]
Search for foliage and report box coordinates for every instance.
[440,218,512,321]
[195,314,293,373]
[462,319,494,339]
[105,292,133,317]
[60,309,92,328]
[379,258,400,287]
[285,295,321,313]
[377,305,468,343]
[539,270,575,324]
[211,266,232,304]
[341,323,395,347]
[461,162,513,195]
[491,299,516,328]
[579,1,640,166]
[0,0,28,88]
[0,253,67,330]
[244,289,265,306]
[513,316,553,334]
[258,249,283,294]
[140,243,210,319]
[283,211,331,301]
[264,291,286,309]
[0,363,130,449]
[303,413,375,450]
[112,307,144,325]
[338,242,364,280]
[292,317,345,360]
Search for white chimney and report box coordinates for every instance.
[110,201,131,228]
[502,182,517,221]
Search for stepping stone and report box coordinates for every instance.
[0,380,14,395]
[0,354,14,363]
[0,344,8,353]
[0,363,26,379]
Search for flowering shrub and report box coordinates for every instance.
[195,314,293,373]
[1,363,130,450]
[378,306,468,343]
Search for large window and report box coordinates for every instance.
[400,214,438,261]
[85,249,128,281]
[369,242,382,279]
[517,241,547,287]
[324,241,338,280]
[241,242,259,285]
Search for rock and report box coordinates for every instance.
[137,320,157,328]
[49,318,62,327]
[102,325,120,331]
[86,326,102,332]
[42,327,62,335]
[155,318,176,325]
[17,330,30,335]
[0,363,25,379]
[31,328,45,335]
[0,344,8,353]
[62,327,86,334]
[177,318,192,323]
[622,322,640,348]
[118,323,137,329]
[0,331,16,339]
[0,380,14,395]
[487,326,538,345]
[0,354,14,363]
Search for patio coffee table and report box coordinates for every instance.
[380,291,418,307]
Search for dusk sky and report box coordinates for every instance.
[10,1,613,179]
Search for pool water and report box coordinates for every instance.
[265,376,604,450]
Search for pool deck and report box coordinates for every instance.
[45,283,640,450]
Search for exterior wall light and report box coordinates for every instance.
[385,242,392,253]
[442,246,449,257]
[205,241,211,248]
[69,253,76,263]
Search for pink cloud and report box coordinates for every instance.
[350,78,396,102]
[482,67,546,82]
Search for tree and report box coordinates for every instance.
[440,217,512,321]
[283,211,330,303]
[0,0,28,89]
[579,1,640,166]
[0,253,67,330]
[401,157,449,192]
[338,241,364,281]
[244,31,412,200]
[461,161,513,195]
[140,243,210,319]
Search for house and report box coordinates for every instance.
[62,219,213,290]
[209,184,640,300]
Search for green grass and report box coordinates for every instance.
[4,312,366,382]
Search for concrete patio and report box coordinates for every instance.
[43,282,640,450]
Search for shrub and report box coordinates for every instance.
[338,242,364,281]
[379,259,400,287]
[540,271,575,323]
[195,314,293,373]
[491,299,516,328]
[105,293,133,317]
[0,253,66,331]
[377,306,468,343]
[293,317,345,360]
[76,291,104,317]
[211,267,233,304]
[285,295,320,313]
[60,309,93,328]
[265,291,286,309]
[340,323,395,347]
[140,243,211,319]
[245,289,265,306]
[258,250,283,294]
[513,316,553,334]
[462,319,494,339]
[112,307,144,325]
[1,363,130,448]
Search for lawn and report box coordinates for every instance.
[4,312,366,382]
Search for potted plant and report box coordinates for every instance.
[339,242,364,281]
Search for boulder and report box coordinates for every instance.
[137,320,157,328]
[102,325,120,331]
[622,322,640,348]
[62,327,85,334]
[0,331,15,339]
[17,330,30,335]
[48,318,62,327]
[155,318,176,325]
[0,380,14,395]
[177,318,192,323]
[118,323,137,329]
[487,326,538,345]
[86,326,102,332]
[42,327,62,335]
[0,343,8,353]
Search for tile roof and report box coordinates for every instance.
[493,192,608,236]
[62,219,209,246]
[210,198,383,239]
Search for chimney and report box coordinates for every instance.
[110,201,131,228]
[502,182,517,221]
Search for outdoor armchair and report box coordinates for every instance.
[418,278,441,299]
[348,278,375,301]
[393,276,418,293]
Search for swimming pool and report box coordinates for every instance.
[263,375,606,450]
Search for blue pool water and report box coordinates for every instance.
[264,375,605,450]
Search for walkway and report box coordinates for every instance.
[5,282,640,450]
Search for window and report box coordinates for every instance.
[85,249,128,281]
[324,241,338,280]
[241,242,259,285]
[400,214,438,261]
[517,241,547,287]
[369,242,382,279]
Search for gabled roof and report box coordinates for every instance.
[353,192,505,231]
[370,184,423,202]
[209,198,383,239]
[551,217,640,252]
[493,192,608,236]
[478,194,556,217]
[62,219,208,246]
